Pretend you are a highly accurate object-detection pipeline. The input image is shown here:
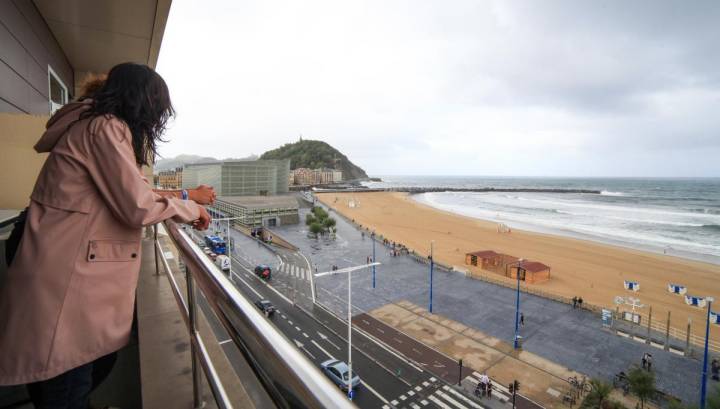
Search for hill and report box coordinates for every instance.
[260,140,368,180]
[154,154,258,172]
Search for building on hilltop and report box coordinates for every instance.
[183,159,290,196]
[211,195,299,228]
[157,167,183,189]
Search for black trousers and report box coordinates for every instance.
[26,352,117,409]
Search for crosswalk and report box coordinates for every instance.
[278,263,311,281]
[462,372,512,404]
[382,377,487,409]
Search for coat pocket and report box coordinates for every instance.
[87,240,140,262]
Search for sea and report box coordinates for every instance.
[361,176,720,265]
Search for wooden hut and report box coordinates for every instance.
[465,250,517,274]
[507,261,551,284]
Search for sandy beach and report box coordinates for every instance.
[317,191,720,343]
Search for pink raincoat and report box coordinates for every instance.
[0,101,201,384]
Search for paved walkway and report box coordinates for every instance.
[272,207,704,405]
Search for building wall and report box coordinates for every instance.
[184,160,289,196]
[213,198,299,228]
[182,163,221,193]
[0,0,73,114]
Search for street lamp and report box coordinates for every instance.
[314,262,381,400]
[372,231,376,289]
[429,240,435,314]
[514,259,525,349]
[700,296,715,409]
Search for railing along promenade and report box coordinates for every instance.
[313,186,602,194]
[154,220,355,409]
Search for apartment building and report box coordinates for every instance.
[156,167,183,189]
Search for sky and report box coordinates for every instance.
[156,1,720,177]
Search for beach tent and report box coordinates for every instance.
[711,312,720,325]
[624,281,640,292]
[685,295,707,308]
[667,284,687,295]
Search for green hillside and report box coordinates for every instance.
[260,140,368,180]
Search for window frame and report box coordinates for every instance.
[48,65,69,114]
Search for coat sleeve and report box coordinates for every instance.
[85,117,201,228]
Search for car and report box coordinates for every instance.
[254,300,275,316]
[320,359,360,392]
[254,264,272,281]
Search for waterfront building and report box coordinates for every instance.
[291,167,342,185]
[212,195,299,227]
[183,160,290,196]
[157,167,183,189]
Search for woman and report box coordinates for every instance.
[0,62,212,408]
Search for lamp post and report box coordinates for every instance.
[514,259,525,349]
[314,262,381,400]
[429,240,434,314]
[700,296,715,409]
[372,231,376,289]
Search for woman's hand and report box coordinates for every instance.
[188,185,216,205]
[192,206,212,230]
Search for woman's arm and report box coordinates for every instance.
[154,185,216,205]
[84,117,211,229]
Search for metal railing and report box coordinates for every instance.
[154,220,355,409]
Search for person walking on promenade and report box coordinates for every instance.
[641,353,648,369]
[578,297,584,309]
[646,354,653,371]
[486,379,493,399]
[520,312,525,327]
[0,62,211,409]
[712,359,720,381]
[572,296,578,308]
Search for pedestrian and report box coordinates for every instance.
[572,296,578,309]
[646,354,652,371]
[361,231,365,239]
[0,63,212,408]
[486,379,493,399]
[712,359,720,381]
[578,297,584,308]
[520,312,525,327]
[641,353,647,369]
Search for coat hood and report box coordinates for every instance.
[34,101,91,153]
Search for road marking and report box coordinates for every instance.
[361,380,390,404]
[288,320,293,325]
[303,332,309,338]
[230,272,263,298]
[411,404,421,409]
[317,332,342,350]
[218,339,232,345]
[415,386,422,392]
[391,400,399,405]
[293,339,316,359]
[423,381,430,387]
[421,400,429,406]
[310,339,336,360]
[430,377,437,382]
[429,395,454,409]
[295,326,301,332]
[435,389,470,409]
[281,314,287,319]
[442,385,483,409]
[407,390,415,396]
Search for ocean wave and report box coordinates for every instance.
[601,191,625,196]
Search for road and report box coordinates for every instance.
[188,227,498,409]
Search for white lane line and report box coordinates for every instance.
[281,314,287,319]
[295,326,301,332]
[421,399,429,406]
[407,390,415,396]
[288,320,293,325]
[351,325,423,372]
[422,381,430,387]
[411,404,421,409]
[218,339,232,345]
[435,389,470,409]
[310,339,336,360]
[415,386,422,392]
[442,385,483,409]
[361,380,389,404]
[317,332,342,351]
[303,332,309,338]
[428,394,454,409]
[400,395,407,401]
[231,272,263,298]
[391,399,399,405]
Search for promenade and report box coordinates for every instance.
[272,206,705,405]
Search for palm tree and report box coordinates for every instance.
[626,368,655,409]
[580,379,613,408]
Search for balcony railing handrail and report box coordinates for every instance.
[158,219,355,409]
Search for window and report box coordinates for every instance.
[48,66,68,114]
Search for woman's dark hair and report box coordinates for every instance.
[79,62,174,166]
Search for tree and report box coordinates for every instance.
[581,379,613,409]
[322,217,336,229]
[309,222,323,238]
[709,385,720,409]
[627,368,655,409]
[305,213,316,226]
[312,206,328,220]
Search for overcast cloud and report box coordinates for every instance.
[156,0,720,177]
